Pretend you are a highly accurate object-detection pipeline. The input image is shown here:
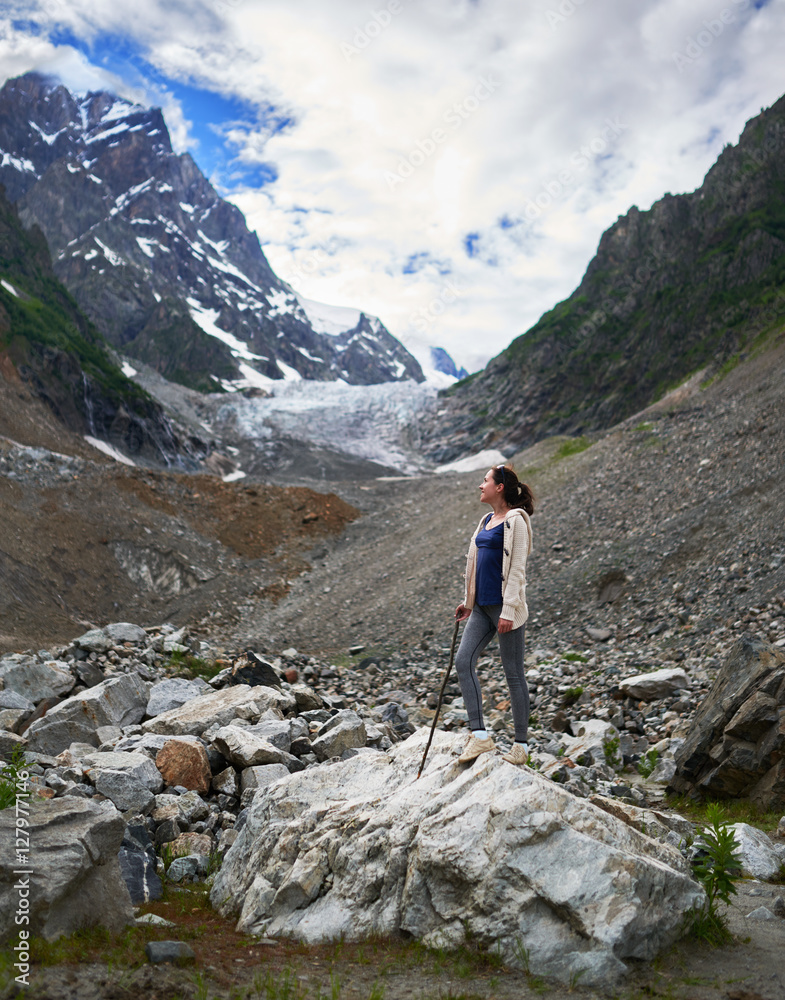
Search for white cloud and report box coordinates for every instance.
[2,0,785,374]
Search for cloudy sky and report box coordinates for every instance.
[1,0,784,374]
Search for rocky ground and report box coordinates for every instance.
[1,335,785,997]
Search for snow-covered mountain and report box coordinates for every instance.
[430,346,469,381]
[0,72,423,391]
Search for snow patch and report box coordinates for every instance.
[121,362,138,377]
[435,449,508,474]
[86,120,131,143]
[94,238,124,266]
[266,289,297,318]
[29,121,65,145]
[1,279,20,297]
[100,99,143,123]
[222,469,247,482]
[187,299,262,361]
[295,294,362,336]
[1,152,35,172]
[179,202,195,213]
[136,237,158,258]
[275,359,303,381]
[84,436,135,466]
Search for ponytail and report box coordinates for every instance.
[492,464,535,515]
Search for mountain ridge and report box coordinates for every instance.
[0,72,423,391]
[420,95,785,462]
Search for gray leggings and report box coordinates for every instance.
[454,605,529,743]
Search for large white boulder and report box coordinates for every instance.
[212,729,703,984]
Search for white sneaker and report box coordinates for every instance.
[458,734,495,763]
[501,743,529,765]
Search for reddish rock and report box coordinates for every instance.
[170,831,213,858]
[155,740,211,794]
[283,668,299,684]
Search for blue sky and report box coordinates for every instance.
[2,0,785,373]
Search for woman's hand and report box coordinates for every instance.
[497,617,513,634]
[455,604,471,622]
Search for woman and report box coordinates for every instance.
[454,464,534,765]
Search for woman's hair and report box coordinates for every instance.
[492,464,535,515]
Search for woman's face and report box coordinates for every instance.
[479,469,502,505]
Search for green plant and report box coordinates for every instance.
[512,938,530,974]
[561,686,583,706]
[687,803,742,945]
[562,653,588,663]
[367,981,385,1000]
[637,749,659,778]
[0,744,27,810]
[554,436,592,460]
[164,651,222,681]
[602,736,621,769]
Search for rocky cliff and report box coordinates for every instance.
[0,72,423,391]
[421,96,785,462]
[0,184,203,466]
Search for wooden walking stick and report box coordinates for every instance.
[417,617,461,779]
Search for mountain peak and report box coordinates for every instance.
[1,71,423,389]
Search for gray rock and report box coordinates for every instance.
[618,668,689,701]
[105,623,147,644]
[672,637,785,809]
[0,656,74,702]
[155,818,185,845]
[119,825,162,904]
[94,725,123,746]
[212,766,239,798]
[557,720,620,769]
[311,710,367,761]
[746,905,777,920]
[82,751,163,793]
[290,683,323,712]
[247,719,292,753]
[142,684,295,737]
[212,726,288,768]
[145,941,195,964]
[0,709,28,733]
[93,770,155,814]
[240,763,290,794]
[136,913,175,926]
[74,629,113,653]
[76,661,105,688]
[727,823,782,880]
[218,828,239,852]
[0,730,27,756]
[0,690,34,712]
[176,790,209,824]
[24,674,149,756]
[167,855,200,882]
[146,678,203,718]
[0,798,134,942]
[647,758,677,785]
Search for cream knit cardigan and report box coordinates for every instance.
[462,507,533,629]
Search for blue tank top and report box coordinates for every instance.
[475,514,504,606]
